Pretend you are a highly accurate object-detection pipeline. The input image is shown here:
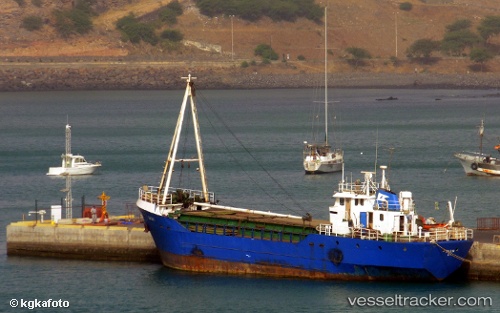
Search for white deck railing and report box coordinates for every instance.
[338,180,379,195]
[138,186,215,205]
[317,224,473,242]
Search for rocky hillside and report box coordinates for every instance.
[2,0,500,78]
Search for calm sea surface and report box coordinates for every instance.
[1,88,500,312]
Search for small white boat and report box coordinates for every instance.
[303,9,343,174]
[47,124,101,176]
[455,119,500,176]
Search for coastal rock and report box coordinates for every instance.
[2,65,500,91]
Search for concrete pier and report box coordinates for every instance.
[465,241,500,281]
[6,221,500,281]
[6,220,160,263]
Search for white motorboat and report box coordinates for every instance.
[47,124,101,176]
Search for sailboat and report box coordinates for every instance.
[303,8,343,174]
[136,74,473,282]
[47,124,101,176]
[455,119,500,176]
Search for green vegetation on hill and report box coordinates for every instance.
[194,0,323,23]
[401,16,500,71]
[21,15,43,31]
[345,47,372,68]
[254,44,278,60]
[337,14,500,72]
[160,30,183,42]
[478,16,500,41]
[52,0,95,38]
[116,13,158,45]
[399,2,413,11]
[115,2,185,50]
[159,1,184,26]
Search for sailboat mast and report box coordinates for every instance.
[479,119,484,155]
[324,7,328,145]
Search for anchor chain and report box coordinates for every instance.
[431,240,471,263]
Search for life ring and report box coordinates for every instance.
[328,248,343,266]
[471,163,478,170]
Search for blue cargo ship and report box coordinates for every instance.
[137,75,473,281]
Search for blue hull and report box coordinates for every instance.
[140,209,473,281]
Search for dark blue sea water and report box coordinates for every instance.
[1,87,500,312]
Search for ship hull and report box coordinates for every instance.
[303,149,343,174]
[455,152,500,176]
[140,208,472,281]
[304,159,343,174]
[47,164,101,176]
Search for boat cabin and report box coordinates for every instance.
[62,154,88,168]
[328,167,419,237]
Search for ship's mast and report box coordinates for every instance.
[65,124,71,156]
[324,6,328,145]
[62,174,72,219]
[479,119,484,155]
[158,75,209,204]
[64,124,72,168]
